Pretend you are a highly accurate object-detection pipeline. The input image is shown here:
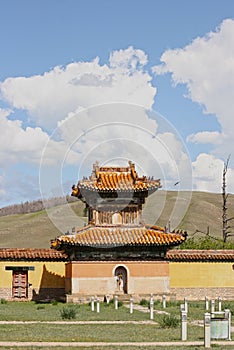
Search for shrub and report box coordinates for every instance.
[158,314,180,328]
[222,301,234,314]
[153,299,161,307]
[139,298,149,307]
[60,305,78,319]
[118,301,123,307]
[0,298,7,304]
[166,300,181,307]
[36,305,45,310]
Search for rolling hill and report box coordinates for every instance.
[0,191,234,248]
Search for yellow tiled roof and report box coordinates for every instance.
[53,225,186,248]
[72,162,161,194]
[0,248,67,261]
[166,249,234,261]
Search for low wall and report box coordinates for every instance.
[169,261,234,300]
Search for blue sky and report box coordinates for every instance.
[0,0,234,208]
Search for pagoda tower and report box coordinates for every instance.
[52,161,186,298]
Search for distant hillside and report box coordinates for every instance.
[0,191,233,248]
[0,196,78,216]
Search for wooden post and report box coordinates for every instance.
[162,295,166,309]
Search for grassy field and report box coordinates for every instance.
[0,191,234,248]
[0,300,233,346]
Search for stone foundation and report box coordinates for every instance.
[170,287,234,301]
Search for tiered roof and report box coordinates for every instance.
[72,161,161,195]
[51,225,187,249]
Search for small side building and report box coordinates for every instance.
[0,248,67,301]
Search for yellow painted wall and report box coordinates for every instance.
[170,262,234,288]
[0,261,65,289]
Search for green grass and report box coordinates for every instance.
[0,300,233,347]
[0,301,147,321]
[1,191,234,248]
[0,323,201,342]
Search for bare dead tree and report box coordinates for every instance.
[222,155,234,242]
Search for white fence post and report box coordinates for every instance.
[91,296,95,312]
[204,312,211,348]
[181,309,187,341]
[96,298,100,313]
[106,294,110,304]
[150,299,154,320]
[162,295,166,309]
[114,295,118,310]
[211,300,215,315]
[224,309,232,341]
[130,298,133,314]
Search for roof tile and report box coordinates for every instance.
[53,225,186,248]
[166,249,234,261]
[0,248,67,261]
[72,162,161,194]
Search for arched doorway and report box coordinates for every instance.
[114,266,128,294]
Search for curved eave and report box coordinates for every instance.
[76,185,160,193]
[52,239,185,250]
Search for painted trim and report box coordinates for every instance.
[5,266,35,271]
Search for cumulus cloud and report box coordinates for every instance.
[192,153,234,193]
[153,19,234,141]
[0,47,156,130]
[187,131,224,145]
[153,19,234,192]
[0,108,50,165]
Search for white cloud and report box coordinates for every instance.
[153,19,234,193]
[187,131,224,145]
[153,19,234,146]
[192,153,234,193]
[0,108,50,165]
[0,47,156,130]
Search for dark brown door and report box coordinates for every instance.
[12,270,28,298]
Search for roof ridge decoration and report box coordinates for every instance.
[72,161,161,195]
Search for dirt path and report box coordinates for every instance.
[0,341,234,347]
